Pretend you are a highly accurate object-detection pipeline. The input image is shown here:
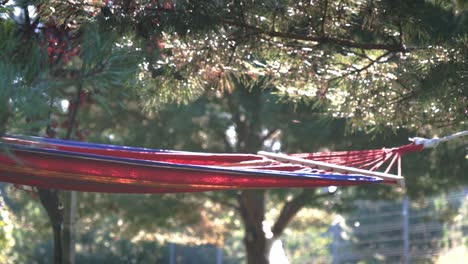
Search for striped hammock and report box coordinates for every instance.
[0,134,423,193]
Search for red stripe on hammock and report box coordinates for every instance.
[0,149,370,193]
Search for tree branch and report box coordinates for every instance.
[330,50,394,82]
[398,21,404,46]
[221,19,408,52]
[272,190,335,239]
[315,51,394,98]
[23,4,30,26]
[260,128,280,145]
[65,83,83,140]
[320,0,329,36]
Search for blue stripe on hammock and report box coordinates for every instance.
[5,134,176,153]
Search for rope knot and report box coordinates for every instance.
[409,137,440,148]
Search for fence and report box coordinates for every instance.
[328,189,467,264]
[167,189,467,264]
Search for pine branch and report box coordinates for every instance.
[333,50,395,81]
[316,51,395,98]
[221,19,408,52]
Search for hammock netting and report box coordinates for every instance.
[0,135,424,193]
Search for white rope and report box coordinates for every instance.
[409,130,468,149]
[257,151,405,187]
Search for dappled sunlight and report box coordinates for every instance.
[269,240,290,264]
[435,246,468,264]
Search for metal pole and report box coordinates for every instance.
[216,247,223,264]
[402,196,409,264]
[331,222,340,264]
[62,83,83,264]
[62,191,77,264]
[169,243,175,264]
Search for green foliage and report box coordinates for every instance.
[78,193,203,235]
[2,0,465,131]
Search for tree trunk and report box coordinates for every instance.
[239,190,270,264]
[52,223,63,264]
[229,78,272,263]
[38,188,63,264]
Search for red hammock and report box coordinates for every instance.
[0,135,423,193]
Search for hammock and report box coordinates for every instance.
[0,134,429,193]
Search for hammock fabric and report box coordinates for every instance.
[0,135,423,193]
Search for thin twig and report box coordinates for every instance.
[65,82,83,140]
[260,128,280,144]
[320,0,329,36]
[329,50,394,82]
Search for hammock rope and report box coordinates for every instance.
[409,130,468,148]
[258,151,406,186]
